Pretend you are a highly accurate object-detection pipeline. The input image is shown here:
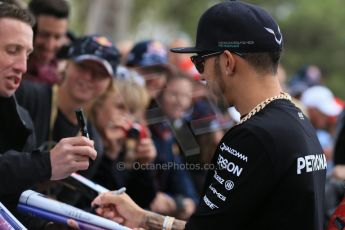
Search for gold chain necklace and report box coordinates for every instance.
[237,92,291,125]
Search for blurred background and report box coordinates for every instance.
[22,0,345,98]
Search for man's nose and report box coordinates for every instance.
[46,36,58,50]
[14,55,27,74]
[83,69,94,81]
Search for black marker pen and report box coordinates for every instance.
[75,108,89,139]
[75,108,94,164]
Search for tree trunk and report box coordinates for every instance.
[85,0,132,42]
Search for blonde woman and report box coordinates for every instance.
[90,75,157,209]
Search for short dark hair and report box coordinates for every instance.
[0,0,24,8]
[28,0,69,19]
[241,52,281,75]
[0,2,35,26]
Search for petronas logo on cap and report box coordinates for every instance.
[218,41,254,48]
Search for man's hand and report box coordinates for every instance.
[135,138,157,164]
[92,192,187,230]
[50,136,97,180]
[92,192,147,228]
[44,220,79,230]
[332,165,345,180]
[177,198,196,220]
[150,192,177,215]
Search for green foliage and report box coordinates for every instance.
[69,0,90,36]
[282,0,345,98]
[130,0,212,41]
[158,0,213,39]
[249,0,345,98]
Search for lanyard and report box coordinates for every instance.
[47,84,59,150]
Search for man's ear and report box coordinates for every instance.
[223,50,236,76]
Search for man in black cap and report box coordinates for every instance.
[91,1,326,229]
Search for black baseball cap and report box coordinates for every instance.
[126,40,168,67]
[61,35,120,76]
[171,1,283,54]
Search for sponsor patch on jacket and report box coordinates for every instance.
[217,154,243,177]
[297,154,327,174]
[219,142,248,162]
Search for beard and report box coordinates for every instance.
[208,57,232,108]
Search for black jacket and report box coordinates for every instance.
[0,96,51,228]
[0,96,51,197]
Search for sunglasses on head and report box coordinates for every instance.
[190,50,243,74]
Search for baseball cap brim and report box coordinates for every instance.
[170,47,204,54]
[73,55,114,76]
[136,63,173,77]
[318,101,342,117]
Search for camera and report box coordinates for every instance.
[126,122,149,140]
[124,122,149,164]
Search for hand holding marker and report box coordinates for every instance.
[75,108,93,167]
[75,109,127,202]
[92,187,126,211]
